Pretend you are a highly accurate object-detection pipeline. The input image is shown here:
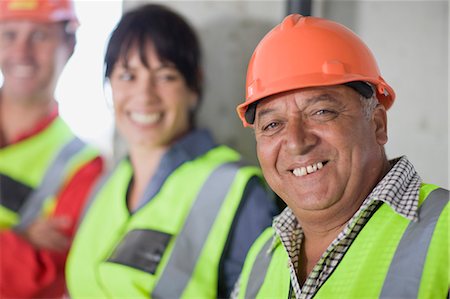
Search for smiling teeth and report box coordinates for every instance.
[293,162,323,177]
[130,112,160,125]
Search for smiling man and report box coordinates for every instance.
[0,1,103,298]
[233,14,449,299]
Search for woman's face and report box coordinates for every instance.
[109,43,198,152]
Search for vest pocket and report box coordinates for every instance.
[0,174,33,212]
[107,229,172,274]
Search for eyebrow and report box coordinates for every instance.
[256,93,339,120]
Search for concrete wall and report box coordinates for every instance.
[122,0,449,188]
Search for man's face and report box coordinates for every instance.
[0,20,73,102]
[254,85,388,216]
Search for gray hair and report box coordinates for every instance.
[360,85,379,119]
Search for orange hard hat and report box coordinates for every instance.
[236,14,395,127]
[0,0,78,28]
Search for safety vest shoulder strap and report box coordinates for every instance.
[14,137,87,230]
[238,226,291,299]
[380,187,449,298]
[152,160,248,298]
[73,159,121,231]
[243,227,279,299]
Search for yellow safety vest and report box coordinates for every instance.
[67,145,265,298]
[0,117,99,229]
[239,184,449,299]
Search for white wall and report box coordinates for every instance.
[57,1,122,160]
[124,0,449,188]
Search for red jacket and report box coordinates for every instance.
[0,113,104,298]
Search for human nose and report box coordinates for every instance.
[135,76,160,105]
[8,36,32,60]
[284,118,318,155]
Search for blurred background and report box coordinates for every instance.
[5,0,445,188]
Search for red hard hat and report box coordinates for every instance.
[236,14,395,127]
[0,0,79,30]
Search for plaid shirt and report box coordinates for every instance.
[231,156,422,299]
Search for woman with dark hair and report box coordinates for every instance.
[65,4,277,298]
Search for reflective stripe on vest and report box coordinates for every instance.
[245,232,274,299]
[245,187,448,298]
[15,137,86,230]
[152,161,244,298]
[73,162,118,231]
[380,187,449,298]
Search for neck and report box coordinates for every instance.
[0,90,56,145]
[295,215,349,286]
[292,192,365,285]
[127,146,167,211]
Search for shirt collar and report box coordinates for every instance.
[134,129,217,210]
[162,128,217,168]
[271,207,299,252]
[366,156,422,221]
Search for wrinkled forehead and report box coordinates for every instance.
[254,85,361,117]
[253,85,361,120]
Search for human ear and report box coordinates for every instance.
[188,90,199,112]
[373,104,388,145]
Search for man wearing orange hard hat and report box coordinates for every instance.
[0,0,103,298]
[233,14,448,299]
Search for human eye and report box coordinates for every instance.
[256,119,283,136]
[263,121,279,131]
[154,68,181,84]
[311,108,338,122]
[31,30,49,42]
[0,30,16,44]
[118,71,134,81]
[156,73,178,82]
